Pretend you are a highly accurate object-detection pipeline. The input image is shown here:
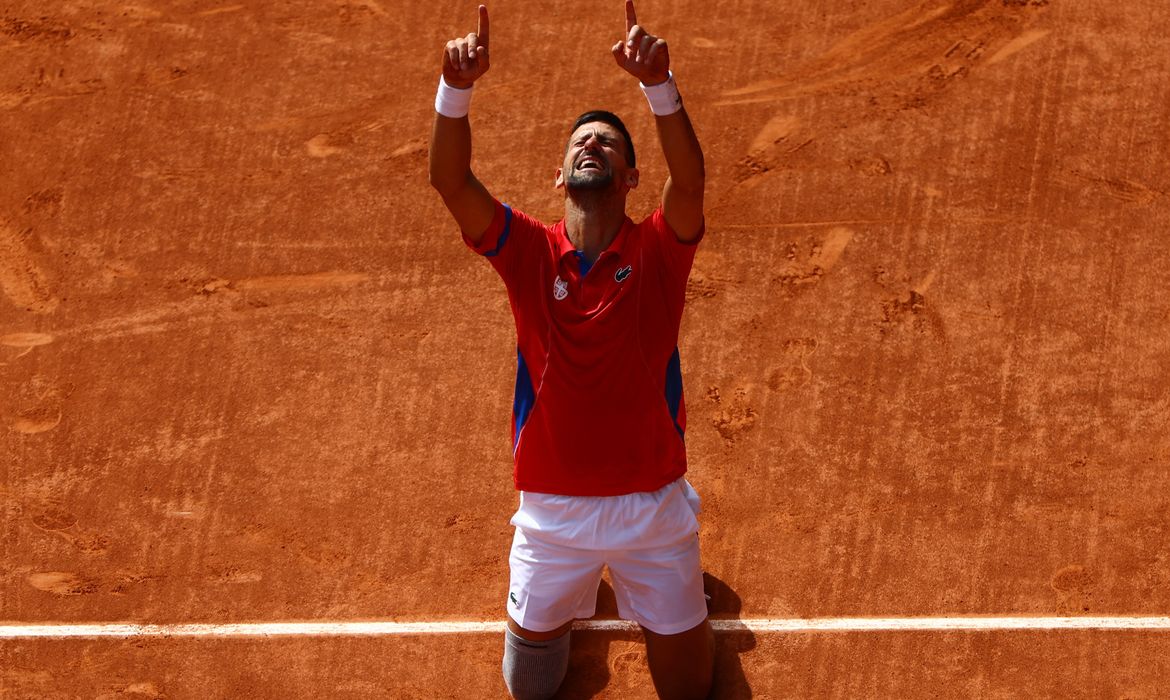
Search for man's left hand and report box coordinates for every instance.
[611,0,670,85]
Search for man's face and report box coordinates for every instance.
[558,122,636,193]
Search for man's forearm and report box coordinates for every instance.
[654,107,705,195]
[429,113,473,195]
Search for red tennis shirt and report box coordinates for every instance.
[464,199,703,496]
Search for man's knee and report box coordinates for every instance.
[501,627,571,700]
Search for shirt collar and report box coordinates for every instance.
[553,216,635,265]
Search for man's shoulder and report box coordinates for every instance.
[629,206,673,244]
[635,205,704,249]
[504,202,559,233]
[470,200,561,262]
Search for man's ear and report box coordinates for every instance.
[555,167,565,189]
[624,167,639,189]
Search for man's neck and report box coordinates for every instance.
[564,191,626,264]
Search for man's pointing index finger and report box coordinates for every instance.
[625,0,636,34]
[478,4,489,47]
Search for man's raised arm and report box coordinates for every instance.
[611,0,705,242]
[428,5,496,245]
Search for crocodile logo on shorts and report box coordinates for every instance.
[509,591,520,608]
[615,265,632,283]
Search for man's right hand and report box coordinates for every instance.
[442,5,490,89]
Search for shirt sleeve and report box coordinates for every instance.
[462,200,548,288]
[644,206,704,287]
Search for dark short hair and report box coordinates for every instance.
[568,110,635,167]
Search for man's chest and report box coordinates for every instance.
[547,252,639,318]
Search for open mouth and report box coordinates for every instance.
[575,155,605,172]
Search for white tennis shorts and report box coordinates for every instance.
[506,477,707,636]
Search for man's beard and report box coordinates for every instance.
[566,168,614,192]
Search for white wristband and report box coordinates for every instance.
[435,76,473,118]
[640,71,682,116]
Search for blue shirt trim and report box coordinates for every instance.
[484,205,513,258]
[513,347,536,450]
[665,347,684,440]
[572,250,594,277]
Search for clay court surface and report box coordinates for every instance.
[2,0,1169,697]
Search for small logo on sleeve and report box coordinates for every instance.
[553,276,568,300]
[615,265,632,283]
